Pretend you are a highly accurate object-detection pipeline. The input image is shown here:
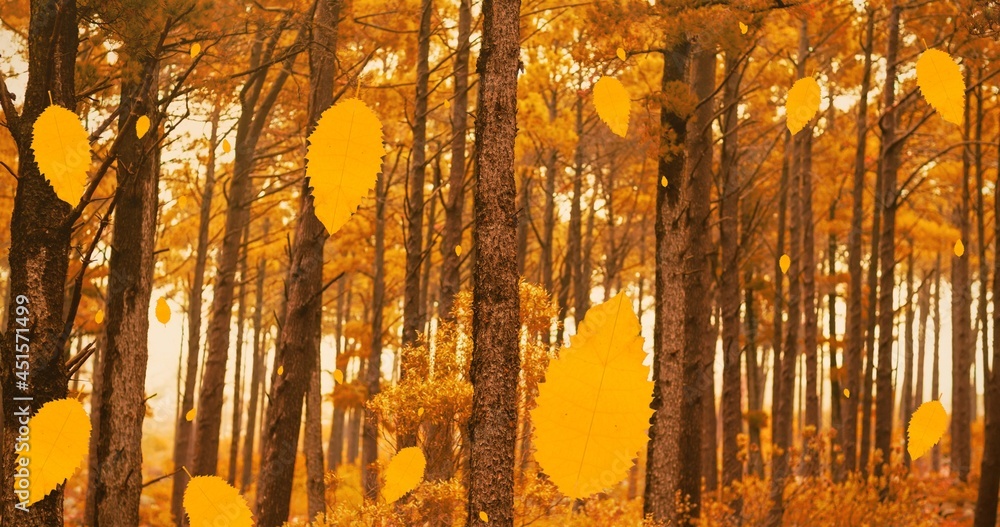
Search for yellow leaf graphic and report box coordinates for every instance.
[222,138,231,153]
[333,369,344,384]
[155,296,171,324]
[31,104,92,205]
[907,400,948,461]
[739,21,748,34]
[417,407,425,417]
[382,446,426,504]
[480,511,489,522]
[616,47,626,61]
[660,176,668,187]
[16,398,91,505]
[186,408,196,422]
[455,245,463,257]
[190,42,201,58]
[779,254,791,274]
[531,291,653,499]
[307,98,385,236]
[843,388,850,398]
[955,239,965,257]
[277,365,284,376]
[785,77,821,135]
[135,115,150,139]
[183,475,254,527]
[916,49,965,126]
[593,76,630,138]
[95,309,104,324]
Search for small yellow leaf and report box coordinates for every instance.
[455,245,463,257]
[418,407,425,417]
[916,49,965,126]
[95,309,105,324]
[190,42,201,58]
[779,254,791,274]
[277,365,284,376]
[186,408,196,422]
[333,369,344,384]
[308,98,385,236]
[739,21,748,34]
[382,447,426,504]
[183,476,254,527]
[222,138,231,153]
[785,77,821,135]
[177,195,189,209]
[660,176,668,187]
[17,398,91,505]
[907,400,948,461]
[616,47,626,61]
[155,296,171,324]
[480,511,489,522]
[444,99,451,109]
[135,115,150,139]
[843,388,850,398]
[954,239,965,257]
[593,77,630,138]
[31,104,92,204]
[532,291,652,498]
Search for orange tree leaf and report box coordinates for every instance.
[592,76,630,138]
[16,398,91,505]
[916,49,964,126]
[31,104,92,204]
[785,77,821,135]
[382,446,426,504]
[908,400,948,461]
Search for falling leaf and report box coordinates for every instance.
[190,42,201,58]
[418,407,425,417]
[531,291,653,499]
[739,21,748,34]
[843,388,850,398]
[155,296,171,324]
[135,115,150,139]
[95,309,105,324]
[779,254,791,274]
[307,98,385,236]
[183,475,254,527]
[785,77,821,135]
[186,408,196,422]
[333,369,344,384]
[907,400,948,461]
[382,447,426,504]
[593,76,630,138]
[660,176,668,187]
[277,365,284,376]
[455,245,463,257]
[444,99,451,109]
[616,47,626,61]
[954,239,965,257]
[222,138,231,153]
[916,49,965,126]
[177,195,189,209]
[31,104,92,204]
[480,511,489,522]
[16,398,91,505]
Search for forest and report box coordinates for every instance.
[3,0,1000,525]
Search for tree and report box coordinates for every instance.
[465,0,522,524]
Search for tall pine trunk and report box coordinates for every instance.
[362,170,387,500]
[952,69,974,482]
[305,307,326,518]
[227,230,250,484]
[931,254,942,472]
[241,225,269,492]
[465,0,522,523]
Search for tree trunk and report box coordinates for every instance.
[94,50,160,527]
[1,0,78,523]
[931,254,942,472]
[952,67,974,483]
[227,228,250,485]
[571,96,586,324]
[975,83,990,417]
[439,0,472,321]
[241,226,269,492]
[304,308,326,519]
[915,269,930,410]
[827,208,842,479]
[362,171,387,501]
[465,0,522,523]
[801,118,820,462]
[173,102,220,523]
[901,248,914,468]
[859,152,885,477]
[644,42,690,524]
[873,0,901,486]
[327,279,347,471]
[193,21,302,476]
[85,339,105,526]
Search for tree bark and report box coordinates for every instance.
[915,269,930,410]
[253,2,336,523]
[439,0,473,321]
[173,102,220,523]
[327,279,347,471]
[827,207,842,479]
[1,0,78,524]
[362,171,387,501]
[802,118,820,458]
[952,66,974,482]
[931,254,942,472]
[304,307,326,519]
[227,228,250,485]
[465,0,522,524]
[94,49,160,527]
[241,225,269,492]
[901,248,914,468]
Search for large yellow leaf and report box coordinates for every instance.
[382,446,426,504]
[183,476,254,527]
[916,49,965,126]
[785,77,820,135]
[15,398,91,505]
[155,296,171,324]
[31,104,92,204]
[907,400,948,461]
[593,76,630,137]
[531,291,653,499]
[307,98,385,236]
